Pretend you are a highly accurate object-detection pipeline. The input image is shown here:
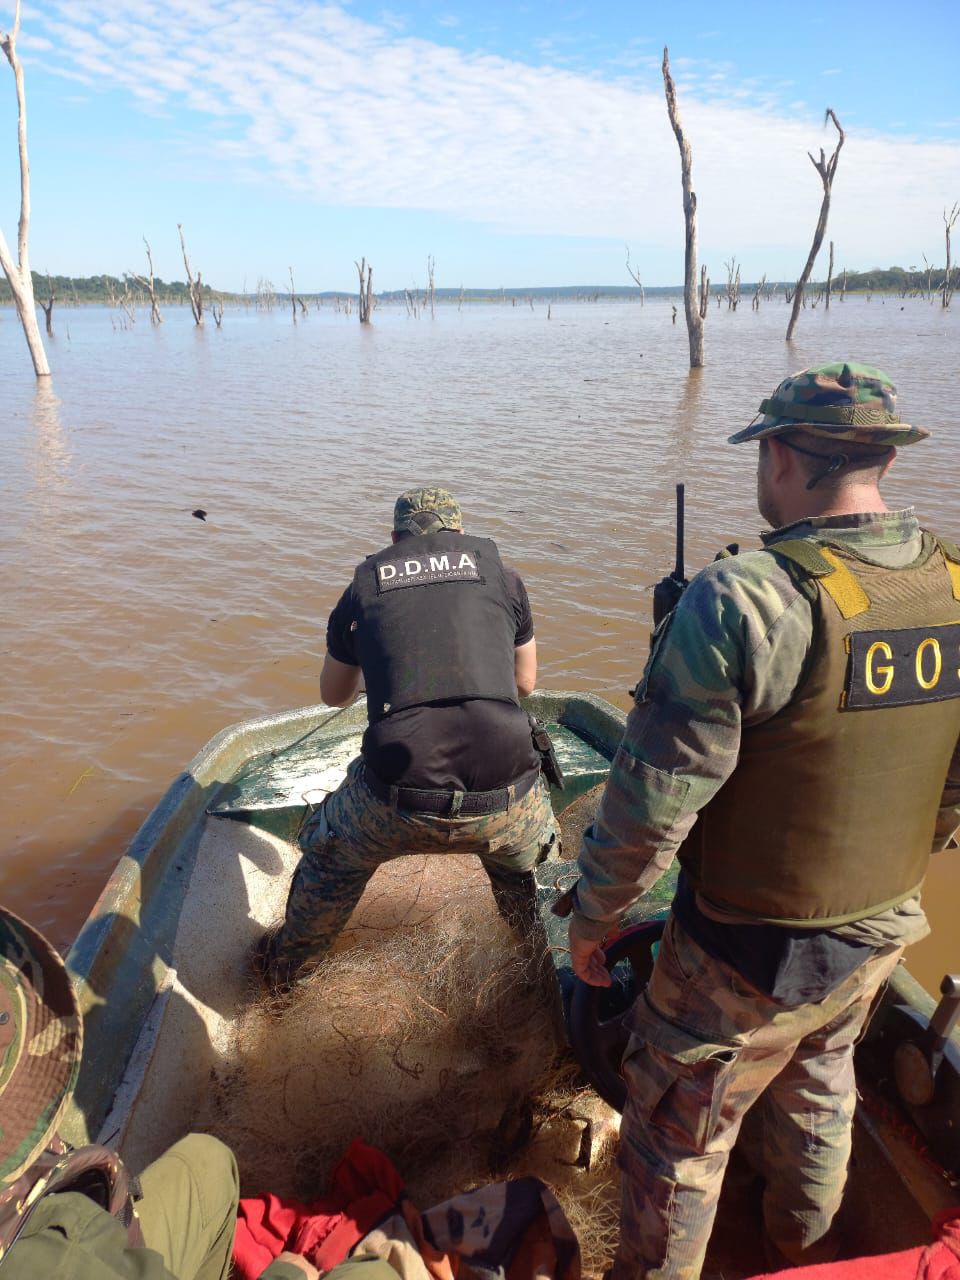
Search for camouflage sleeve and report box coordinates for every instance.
[572,550,815,937]
[933,733,960,852]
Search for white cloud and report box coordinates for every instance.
[27,0,960,276]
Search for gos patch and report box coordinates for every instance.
[843,622,960,709]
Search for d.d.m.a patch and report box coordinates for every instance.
[376,548,482,593]
[843,622,960,709]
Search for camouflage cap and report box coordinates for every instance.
[729,361,928,446]
[0,909,82,1187]
[393,486,463,535]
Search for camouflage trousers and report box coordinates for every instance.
[612,914,903,1280]
[267,758,558,983]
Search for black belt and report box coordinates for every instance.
[362,764,540,816]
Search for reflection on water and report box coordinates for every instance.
[1,297,957,992]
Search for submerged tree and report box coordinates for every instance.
[786,109,845,341]
[625,246,644,305]
[941,203,959,308]
[130,237,163,325]
[0,1,49,376]
[177,223,204,326]
[356,258,373,323]
[662,47,705,368]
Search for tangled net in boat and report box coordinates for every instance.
[201,907,620,1276]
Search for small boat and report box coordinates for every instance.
[61,691,960,1275]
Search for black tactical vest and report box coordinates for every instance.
[350,531,520,724]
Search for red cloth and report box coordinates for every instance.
[754,1208,960,1280]
[232,1138,406,1280]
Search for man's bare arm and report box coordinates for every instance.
[320,653,362,707]
[515,637,537,697]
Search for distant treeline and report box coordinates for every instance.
[0,266,953,306]
[0,273,215,304]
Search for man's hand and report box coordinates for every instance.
[273,1252,320,1280]
[568,917,613,988]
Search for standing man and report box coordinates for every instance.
[565,363,960,1278]
[261,486,557,987]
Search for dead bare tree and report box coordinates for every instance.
[426,255,436,318]
[211,298,224,328]
[625,246,645,305]
[752,273,767,311]
[0,1,49,376]
[288,267,298,322]
[355,257,373,323]
[458,283,464,312]
[723,257,741,310]
[130,237,163,325]
[786,109,845,341]
[922,253,934,301]
[177,223,204,326]
[663,47,706,367]
[39,269,54,335]
[840,267,847,302]
[941,202,959,308]
[825,240,835,310]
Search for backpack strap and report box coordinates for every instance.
[771,539,871,619]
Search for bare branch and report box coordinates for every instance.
[786,108,844,340]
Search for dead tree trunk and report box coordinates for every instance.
[39,270,55,335]
[724,257,741,310]
[177,223,204,326]
[131,237,163,324]
[663,47,705,367]
[458,284,464,312]
[786,109,844,341]
[289,267,298,322]
[356,258,372,323]
[941,203,959,308]
[826,240,834,310]
[626,247,645,305]
[211,298,224,328]
[0,2,50,376]
[699,266,710,319]
[922,254,934,301]
[752,273,767,310]
[427,255,435,319]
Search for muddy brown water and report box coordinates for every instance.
[2,296,958,993]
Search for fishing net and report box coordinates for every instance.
[201,894,620,1276]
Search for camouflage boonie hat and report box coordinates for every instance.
[393,486,463,535]
[729,361,928,446]
[0,909,82,1186]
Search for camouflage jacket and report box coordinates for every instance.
[573,509,960,942]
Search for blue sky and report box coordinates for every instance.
[3,0,959,290]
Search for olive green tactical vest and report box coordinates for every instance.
[678,533,960,927]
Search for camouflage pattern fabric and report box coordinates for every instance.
[728,361,928,447]
[392,487,463,535]
[0,909,82,1189]
[267,759,558,984]
[572,510,957,946]
[611,916,903,1280]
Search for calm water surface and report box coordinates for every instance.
[2,295,958,991]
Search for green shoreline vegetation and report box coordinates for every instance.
[0,266,954,308]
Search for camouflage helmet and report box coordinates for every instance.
[0,909,82,1186]
[729,361,928,446]
[393,486,463,535]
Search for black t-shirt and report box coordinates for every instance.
[326,564,539,790]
